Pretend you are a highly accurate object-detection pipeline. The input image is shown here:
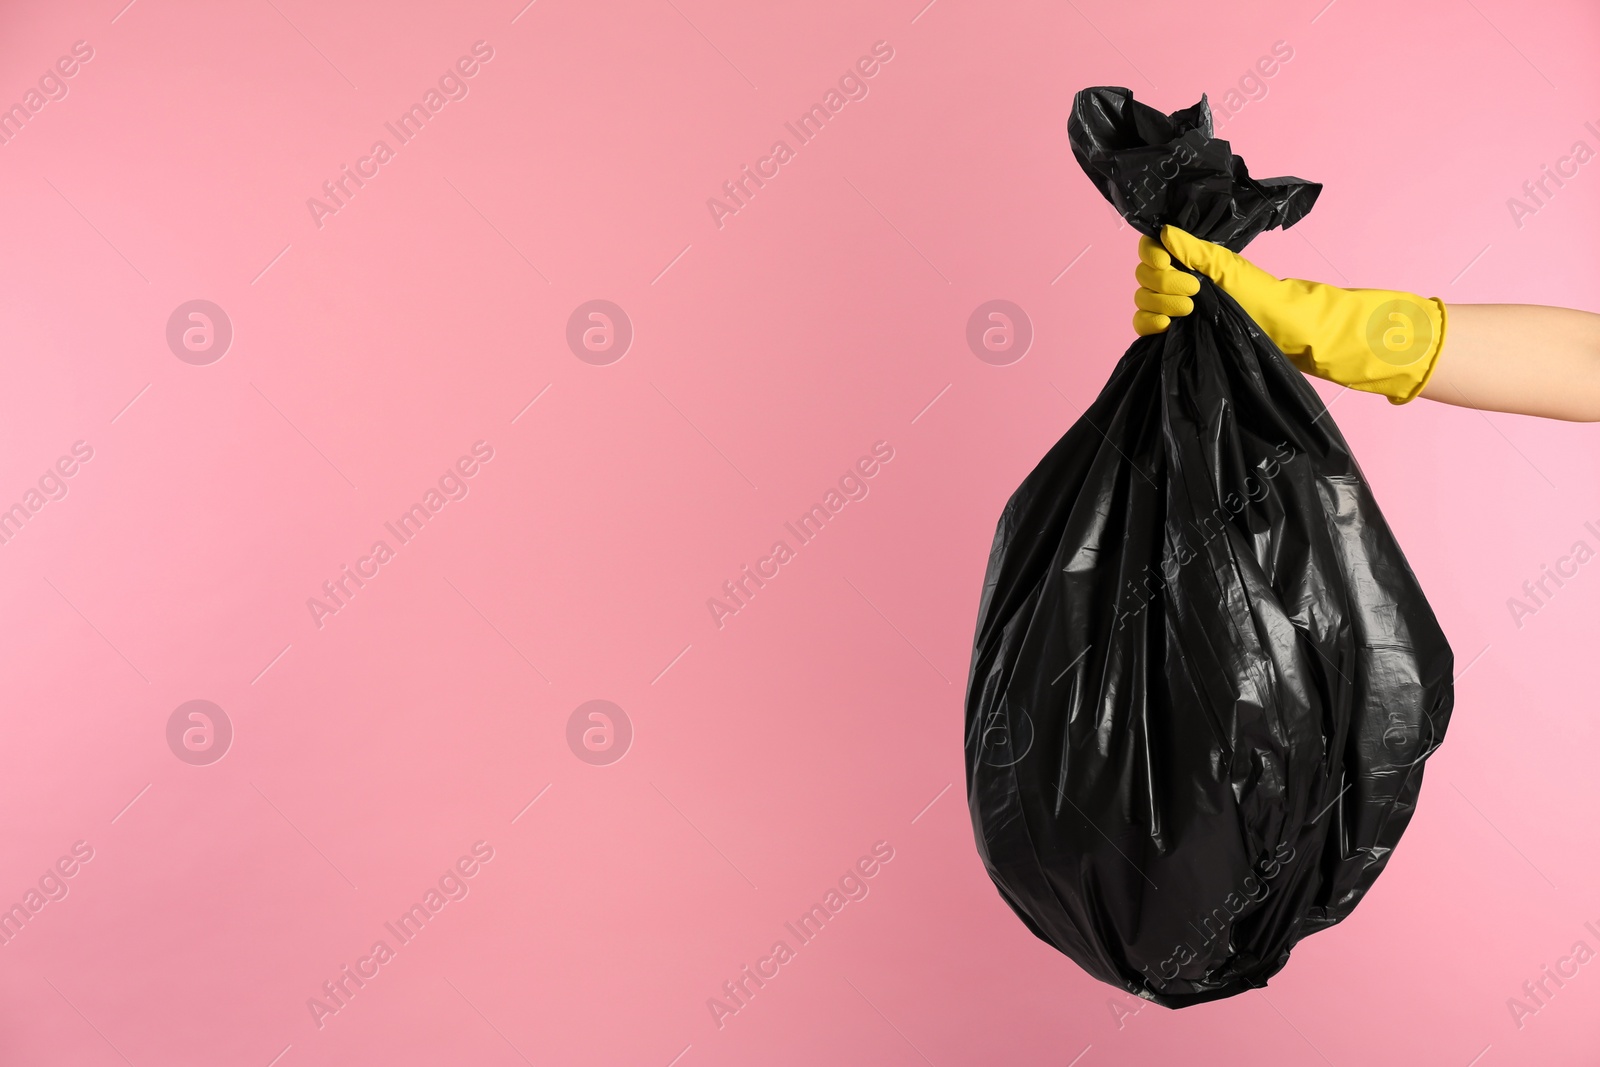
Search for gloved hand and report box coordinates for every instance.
[1132,234,1200,337]
[1134,225,1448,405]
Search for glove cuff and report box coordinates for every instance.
[1386,297,1448,405]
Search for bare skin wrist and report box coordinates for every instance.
[1419,304,1600,422]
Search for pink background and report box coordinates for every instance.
[1,0,1597,1063]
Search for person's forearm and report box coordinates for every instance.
[1419,304,1600,422]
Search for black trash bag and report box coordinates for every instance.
[964,86,1454,1008]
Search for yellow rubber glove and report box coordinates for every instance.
[1135,225,1448,405]
[1132,234,1200,337]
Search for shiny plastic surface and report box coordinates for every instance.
[964,87,1455,1007]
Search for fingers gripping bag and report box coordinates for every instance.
[963,87,1455,1007]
